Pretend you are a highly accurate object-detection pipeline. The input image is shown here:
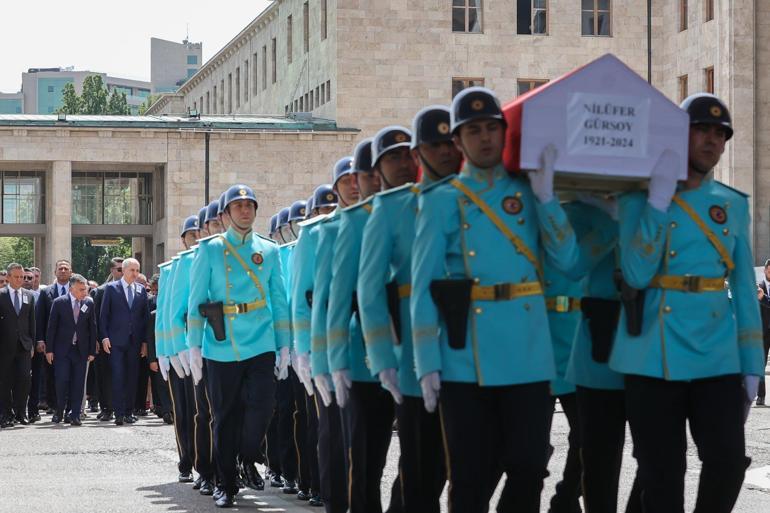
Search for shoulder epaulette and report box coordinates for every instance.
[714,180,750,199]
[254,232,278,245]
[279,240,298,249]
[421,174,456,194]
[298,213,330,227]
[376,182,416,198]
[158,260,173,268]
[179,248,195,256]
[171,255,181,261]
[196,234,219,244]
[341,196,374,212]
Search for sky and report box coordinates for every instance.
[0,0,272,92]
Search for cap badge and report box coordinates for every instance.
[300,208,306,216]
[471,99,485,111]
[325,192,335,202]
[437,122,450,135]
[394,133,408,143]
[238,188,247,196]
[710,105,722,118]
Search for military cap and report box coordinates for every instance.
[411,105,452,149]
[217,191,227,215]
[371,126,412,167]
[313,184,338,208]
[352,138,374,173]
[222,184,258,211]
[181,214,200,237]
[205,200,219,224]
[332,156,355,187]
[289,200,308,222]
[269,214,278,234]
[680,93,733,140]
[197,206,207,230]
[278,207,291,227]
[450,86,505,134]
[306,194,315,219]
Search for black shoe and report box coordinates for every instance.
[89,404,99,413]
[281,478,298,494]
[0,417,13,428]
[200,479,215,496]
[28,413,41,423]
[45,407,55,415]
[14,416,29,426]
[114,416,124,426]
[124,415,136,424]
[134,408,148,417]
[757,397,765,406]
[71,417,82,426]
[162,412,174,424]
[178,472,194,483]
[63,413,71,424]
[242,463,264,491]
[215,492,235,508]
[309,494,324,507]
[100,411,114,422]
[270,473,283,488]
[192,476,203,490]
[52,412,63,424]
[213,486,224,501]
[297,490,310,501]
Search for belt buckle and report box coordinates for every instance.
[236,303,247,314]
[683,275,701,292]
[493,283,510,300]
[554,296,570,313]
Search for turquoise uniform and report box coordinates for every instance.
[611,179,764,380]
[358,184,421,396]
[187,227,291,362]
[279,242,296,303]
[564,203,623,390]
[291,215,327,355]
[410,163,579,386]
[164,256,181,356]
[169,248,196,353]
[155,261,173,358]
[310,212,340,378]
[327,199,376,383]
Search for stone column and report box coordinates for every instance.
[44,161,72,283]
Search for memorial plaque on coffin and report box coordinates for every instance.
[502,53,689,192]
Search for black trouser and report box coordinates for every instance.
[0,343,32,419]
[45,359,57,410]
[96,349,112,412]
[316,390,347,513]
[27,351,45,416]
[206,352,276,495]
[290,368,312,492]
[575,386,642,513]
[306,380,321,494]
[169,371,196,474]
[344,381,395,513]
[265,404,281,472]
[625,374,748,513]
[275,375,297,480]
[150,368,171,415]
[86,359,98,407]
[549,393,582,513]
[393,395,444,513]
[758,334,770,400]
[54,346,88,419]
[441,381,551,513]
[134,355,149,411]
[193,364,216,480]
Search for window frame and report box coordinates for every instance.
[321,0,328,40]
[517,78,549,96]
[287,15,293,64]
[705,0,714,21]
[272,38,277,84]
[678,74,689,103]
[679,0,688,31]
[451,77,485,98]
[704,66,714,94]
[581,0,612,37]
[452,0,483,34]
[303,2,310,53]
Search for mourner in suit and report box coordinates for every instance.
[98,257,149,425]
[756,259,770,405]
[0,263,36,428]
[45,274,97,426]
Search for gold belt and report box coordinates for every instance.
[545,296,582,313]
[222,299,267,314]
[471,281,543,301]
[397,284,411,299]
[649,275,725,293]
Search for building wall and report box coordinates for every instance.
[151,37,204,93]
[0,95,23,114]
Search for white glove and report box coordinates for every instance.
[744,375,760,422]
[576,192,619,221]
[420,371,441,413]
[169,354,185,379]
[332,369,352,408]
[177,349,191,377]
[314,374,333,408]
[277,347,290,381]
[647,149,679,212]
[189,346,204,386]
[529,144,557,203]
[158,356,170,382]
[290,350,299,372]
[296,352,314,396]
[379,368,404,405]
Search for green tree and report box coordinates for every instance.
[57,82,82,114]
[107,89,130,115]
[138,94,160,115]
[0,237,34,268]
[80,75,108,115]
[71,237,132,283]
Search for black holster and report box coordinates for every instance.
[580,297,621,363]
[305,290,313,308]
[614,270,645,337]
[429,279,473,350]
[198,301,226,341]
[386,281,402,346]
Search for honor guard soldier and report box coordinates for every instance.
[357,110,461,512]
[187,184,291,508]
[269,214,279,241]
[276,207,291,244]
[198,206,209,237]
[611,95,764,511]
[410,87,579,512]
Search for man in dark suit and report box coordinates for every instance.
[99,257,149,425]
[31,259,73,422]
[92,257,124,422]
[757,259,770,405]
[45,274,97,426]
[145,278,172,423]
[0,263,36,427]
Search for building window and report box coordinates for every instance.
[581,0,611,36]
[300,96,304,111]
[272,38,277,84]
[227,73,233,113]
[1,171,45,224]
[315,86,320,107]
[453,0,482,33]
[517,78,548,95]
[704,66,714,94]
[304,2,310,53]
[320,83,326,104]
[253,53,259,95]
[199,96,203,112]
[705,0,714,21]
[678,74,688,102]
[517,0,547,35]
[235,68,240,108]
[294,99,299,111]
[206,91,210,114]
[321,0,328,40]
[452,77,485,98]
[286,105,289,115]
[287,15,293,64]
[48,85,54,93]
[71,171,152,225]
[244,60,249,101]
[220,79,225,113]
[262,46,268,90]
[187,55,198,65]
[212,86,217,114]
[326,80,331,102]
[679,0,687,31]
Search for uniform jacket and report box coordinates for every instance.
[169,250,196,353]
[310,211,341,378]
[46,294,97,359]
[291,215,326,355]
[154,262,173,357]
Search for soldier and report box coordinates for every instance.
[611,94,763,511]
[410,87,578,512]
[276,207,291,244]
[269,214,279,241]
[187,184,291,508]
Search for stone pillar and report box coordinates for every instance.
[44,161,72,283]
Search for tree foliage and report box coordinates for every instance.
[138,94,161,115]
[0,237,34,269]
[81,75,109,115]
[58,83,82,115]
[107,89,130,115]
[72,237,132,284]
[56,75,132,116]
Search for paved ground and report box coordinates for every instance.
[0,403,769,512]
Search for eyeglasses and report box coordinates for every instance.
[23,276,33,281]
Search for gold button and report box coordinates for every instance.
[229,316,235,321]
[473,277,480,284]
[227,267,232,271]
[475,307,482,314]
[258,266,263,271]
[517,218,525,225]
[515,191,522,198]
[722,228,729,235]
[664,305,672,313]
[224,250,229,255]
[669,250,677,257]
[463,223,470,230]
[468,250,476,257]
[228,284,233,288]
[670,222,677,229]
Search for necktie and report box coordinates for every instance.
[61,286,66,297]
[73,300,79,344]
[13,290,20,315]
[127,285,134,308]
